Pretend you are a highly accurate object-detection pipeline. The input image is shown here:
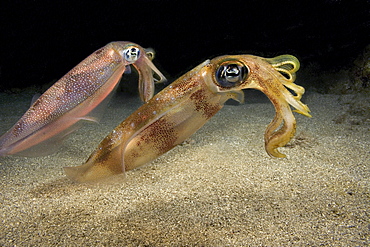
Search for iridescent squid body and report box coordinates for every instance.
[0,41,165,156]
[65,54,311,182]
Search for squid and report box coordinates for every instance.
[65,54,311,182]
[0,41,166,156]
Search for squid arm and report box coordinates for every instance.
[65,54,311,182]
[0,41,166,157]
[247,55,311,157]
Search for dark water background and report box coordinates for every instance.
[1,0,369,92]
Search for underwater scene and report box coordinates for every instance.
[0,1,369,246]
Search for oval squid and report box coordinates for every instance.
[0,41,166,156]
[65,54,311,182]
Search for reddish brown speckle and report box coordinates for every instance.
[190,89,221,119]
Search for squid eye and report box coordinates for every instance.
[215,62,249,88]
[123,46,141,62]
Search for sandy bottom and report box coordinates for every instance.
[0,91,368,246]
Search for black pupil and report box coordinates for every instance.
[216,63,247,88]
[223,65,240,82]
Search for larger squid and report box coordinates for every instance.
[65,54,311,182]
[0,41,166,156]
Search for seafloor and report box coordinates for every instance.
[0,90,368,246]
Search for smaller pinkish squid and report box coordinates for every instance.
[65,54,311,183]
[0,41,166,156]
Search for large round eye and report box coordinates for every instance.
[123,46,141,62]
[215,61,249,88]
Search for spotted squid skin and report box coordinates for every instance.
[64,61,228,181]
[65,55,311,182]
[0,41,165,157]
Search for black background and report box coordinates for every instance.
[0,0,369,91]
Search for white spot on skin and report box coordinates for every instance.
[153,111,156,115]
[131,122,135,128]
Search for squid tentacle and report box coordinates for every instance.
[264,100,297,158]
[260,55,311,157]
